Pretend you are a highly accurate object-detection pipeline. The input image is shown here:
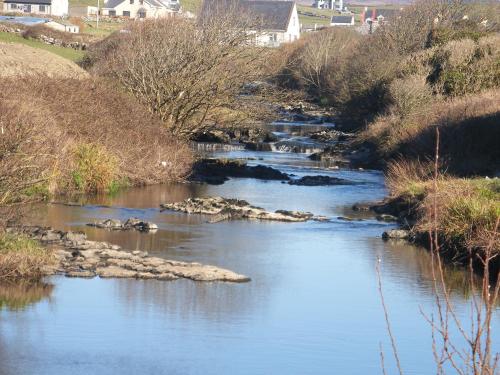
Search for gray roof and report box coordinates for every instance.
[104,0,165,9]
[4,0,51,4]
[201,0,295,31]
[331,15,353,24]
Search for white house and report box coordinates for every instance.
[101,0,179,18]
[330,15,353,26]
[201,0,300,47]
[2,0,68,16]
[69,5,98,16]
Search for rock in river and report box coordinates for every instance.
[382,229,410,240]
[87,217,158,232]
[160,197,322,222]
[10,226,250,282]
[288,175,353,186]
[189,158,289,185]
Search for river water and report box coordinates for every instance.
[0,126,498,375]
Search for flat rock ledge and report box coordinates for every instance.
[161,197,328,223]
[8,226,250,283]
[87,217,158,232]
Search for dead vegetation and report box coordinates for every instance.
[85,15,272,137]
[0,233,55,281]
[0,42,88,79]
[0,76,193,201]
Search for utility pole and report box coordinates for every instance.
[96,0,99,29]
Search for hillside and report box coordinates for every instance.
[0,42,88,78]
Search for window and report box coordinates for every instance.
[24,4,31,12]
[10,3,18,9]
[108,10,116,16]
[130,0,134,4]
[39,5,46,12]
[138,9,146,18]
[123,10,130,16]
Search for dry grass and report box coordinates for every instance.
[0,76,193,199]
[361,89,500,175]
[0,42,88,78]
[86,16,273,136]
[0,233,55,281]
[386,160,500,255]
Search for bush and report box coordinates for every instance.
[388,75,433,118]
[0,76,193,198]
[0,233,55,281]
[86,17,270,136]
[69,143,120,194]
[361,89,500,175]
[419,178,500,252]
[386,161,500,256]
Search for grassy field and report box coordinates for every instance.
[0,31,85,61]
[82,20,123,36]
[297,5,333,26]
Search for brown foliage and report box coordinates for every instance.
[361,89,500,175]
[0,76,193,198]
[87,16,271,136]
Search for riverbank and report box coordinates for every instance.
[7,225,250,282]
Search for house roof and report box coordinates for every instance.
[201,0,295,31]
[103,0,165,9]
[331,15,353,24]
[4,0,51,4]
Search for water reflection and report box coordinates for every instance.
[0,281,53,311]
[3,149,497,375]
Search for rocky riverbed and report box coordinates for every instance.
[8,226,250,282]
[161,197,328,223]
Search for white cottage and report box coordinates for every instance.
[101,0,179,18]
[3,0,68,16]
[201,0,300,47]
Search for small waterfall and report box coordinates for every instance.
[271,138,327,154]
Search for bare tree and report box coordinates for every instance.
[91,12,270,137]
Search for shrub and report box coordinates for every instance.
[386,161,500,255]
[0,233,55,281]
[418,178,500,252]
[388,75,433,118]
[69,143,120,194]
[87,17,270,136]
[361,89,500,175]
[0,77,193,198]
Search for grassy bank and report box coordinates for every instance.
[0,31,85,61]
[0,233,55,281]
[384,161,500,271]
[0,76,193,202]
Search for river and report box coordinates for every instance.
[0,124,498,375]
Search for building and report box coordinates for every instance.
[46,19,79,32]
[69,5,98,16]
[201,0,300,47]
[361,8,401,24]
[101,0,179,18]
[2,0,68,16]
[330,15,353,26]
